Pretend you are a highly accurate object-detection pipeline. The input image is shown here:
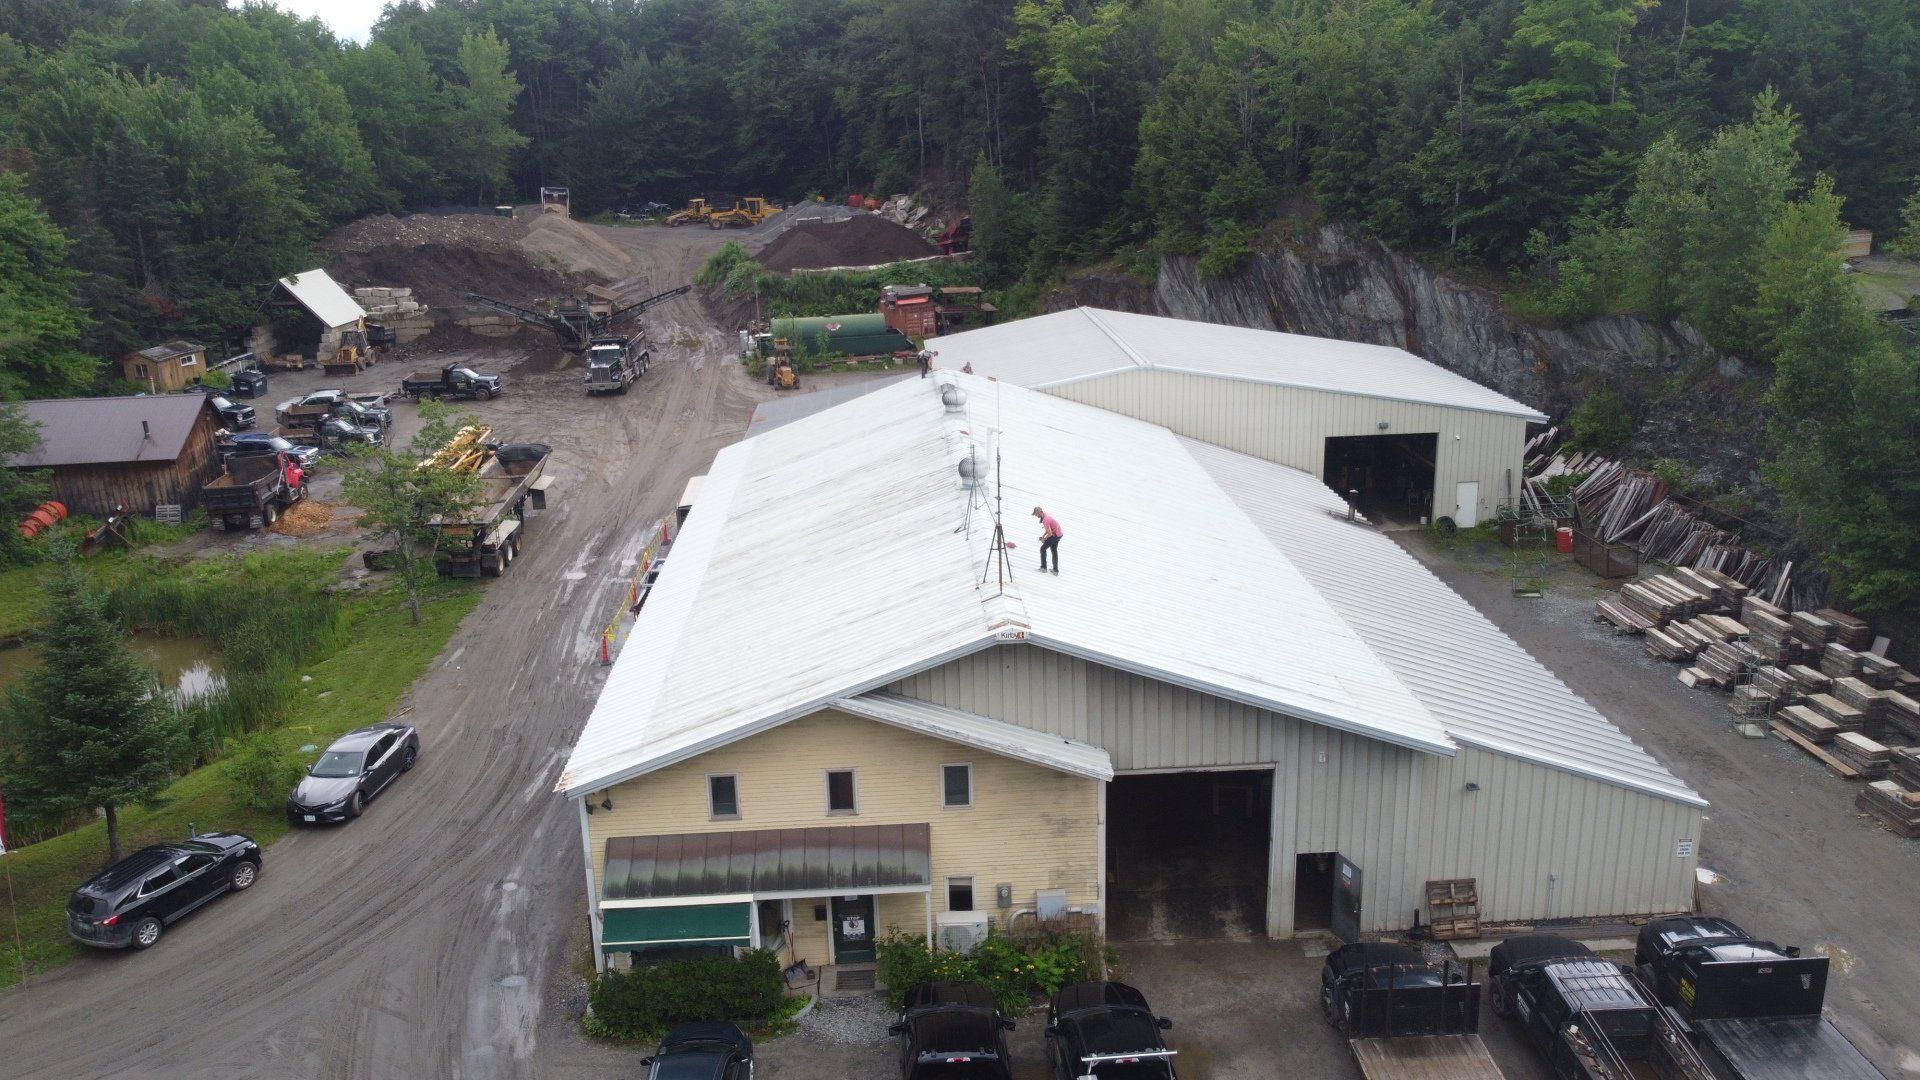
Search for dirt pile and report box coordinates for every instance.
[327,244,578,309]
[756,215,935,272]
[520,211,635,280]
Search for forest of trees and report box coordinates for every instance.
[0,0,1917,610]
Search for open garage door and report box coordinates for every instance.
[1324,433,1437,528]
[1107,770,1271,940]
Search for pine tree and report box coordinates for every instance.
[0,547,185,863]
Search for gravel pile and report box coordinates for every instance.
[796,993,891,1045]
[744,201,862,243]
[324,213,522,255]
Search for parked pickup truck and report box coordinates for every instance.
[1321,943,1503,1079]
[1636,917,1883,1080]
[202,452,305,530]
[276,389,392,431]
[400,364,502,402]
[425,442,550,577]
[1490,934,1713,1080]
[585,335,649,395]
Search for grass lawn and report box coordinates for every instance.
[0,564,47,644]
[0,580,481,989]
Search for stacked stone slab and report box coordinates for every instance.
[353,286,435,344]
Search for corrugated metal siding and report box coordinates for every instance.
[893,646,1697,933]
[1047,369,1528,523]
[1418,747,1699,922]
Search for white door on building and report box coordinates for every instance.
[1455,481,1480,528]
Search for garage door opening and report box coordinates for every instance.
[1324,433,1437,528]
[1107,770,1271,941]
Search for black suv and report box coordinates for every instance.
[890,982,1016,1079]
[642,1021,754,1079]
[1045,981,1177,1078]
[66,833,261,950]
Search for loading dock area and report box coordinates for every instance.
[1325,432,1438,528]
[1106,770,1271,941]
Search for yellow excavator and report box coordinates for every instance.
[665,198,713,227]
[709,197,781,229]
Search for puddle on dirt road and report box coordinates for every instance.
[0,633,227,701]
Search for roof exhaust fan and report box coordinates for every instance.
[941,384,966,412]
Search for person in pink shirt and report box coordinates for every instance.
[1032,506,1063,574]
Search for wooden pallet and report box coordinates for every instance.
[1425,878,1480,941]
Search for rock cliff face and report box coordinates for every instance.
[1068,225,1722,417]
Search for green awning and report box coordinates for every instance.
[601,902,752,954]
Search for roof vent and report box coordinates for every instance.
[958,451,985,488]
[941,384,966,412]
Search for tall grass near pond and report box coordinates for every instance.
[106,550,348,761]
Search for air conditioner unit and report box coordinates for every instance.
[935,912,990,954]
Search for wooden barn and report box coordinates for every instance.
[6,396,223,518]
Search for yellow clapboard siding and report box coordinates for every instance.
[588,709,1101,942]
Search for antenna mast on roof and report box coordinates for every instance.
[978,381,1012,596]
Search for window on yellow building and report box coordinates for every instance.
[708,774,739,819]
[947,876,975,912]
[826,769,856,814]
[941,763,972,808]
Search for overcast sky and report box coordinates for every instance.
[238,0,388,42]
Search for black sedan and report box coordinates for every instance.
[1045,981,1176,1079]
[287,722,421,824]
[642,1022,754,1080]
[66,833,261,950]
[891,982,1015,1080]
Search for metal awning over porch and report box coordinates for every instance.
[601,902,752,952]
[602,823,932,904]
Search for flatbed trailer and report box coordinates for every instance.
[429,443,550,577]
[1332,960,1504,1079]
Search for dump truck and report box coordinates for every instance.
[201,452,305,530]
[584,335,649,395]
[424,436,551,578]
[400,363,502,402]
[1635,917,1883,1080]
[1320,943,1504,1079]
[1490,934,1713,1080]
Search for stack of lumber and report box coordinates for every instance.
[1858,652,1901,690]
[1785,664,1832,695]
[1697,641,1751,688]
[1806,693,1866,733]
[1879,692,1920,742]
[1741,594,1787,624]
[1833,677,1886,739]
[1750,666,1799,703]
[1645,625,1700,661]
[1596,597,1656,634]
[1831,732,1890,778]
[1738,600,1797,665]
[1893,667,1920,692]
[1821,643,1865,679]
[1815,609,1872,650]
[1778,704,1841,744]
[1792,611,1837,648]
[1890,746,1920,789]
[1729,684,1776,718]
[1620,576,1713,625]
[1674,567,1747,610]
[1856,781,1920,838]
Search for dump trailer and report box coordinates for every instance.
[585,335,649,395]
[1491,934,1713,1080]
[1636,918,1883,1080]
[1321,944,1504,1079]
[427,441,551,578]
[201,452,305,530]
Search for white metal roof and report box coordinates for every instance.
[276,269,366,329]
[834,692,1114,780]
[560,372,1457,796]
[1182,437,1704,807]
[931,308,1548,422]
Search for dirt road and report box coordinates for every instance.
[0,226,768,1078]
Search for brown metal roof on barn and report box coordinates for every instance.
[133,340,205,363]
[7,396,216,467]
[602,823,932,900]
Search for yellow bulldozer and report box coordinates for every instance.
[665,198,713,227]
[709,197,781,229]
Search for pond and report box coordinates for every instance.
[0,633,228,702]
